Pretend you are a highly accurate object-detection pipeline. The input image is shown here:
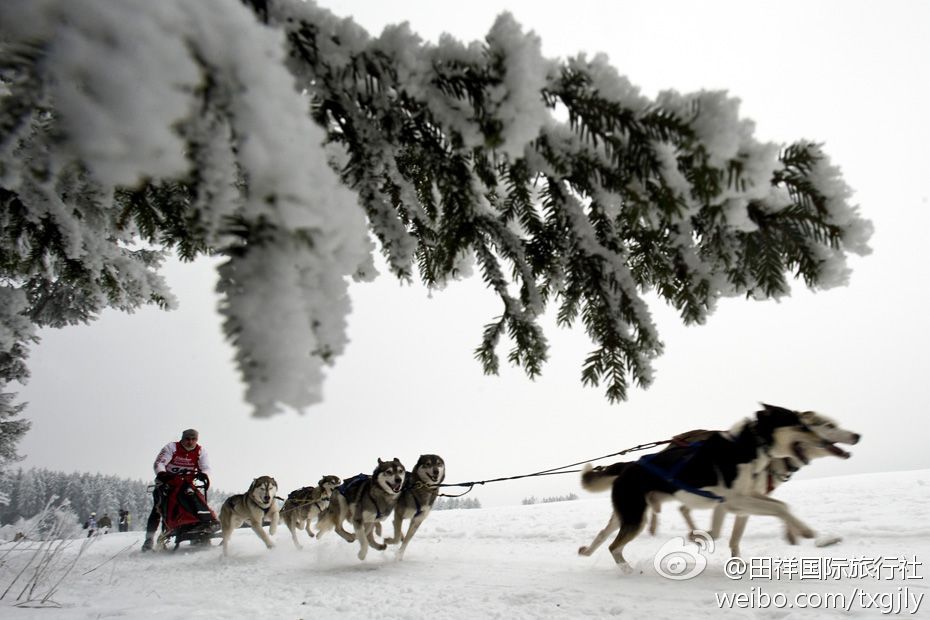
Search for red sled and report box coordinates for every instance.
[155,474,220,550]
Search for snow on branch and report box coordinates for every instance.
[0,0,872,415]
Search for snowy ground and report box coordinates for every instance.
[2,470,928,619]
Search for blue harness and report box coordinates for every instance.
[637,442,725,502]
[337,473,386,519]
[337,474,369,495]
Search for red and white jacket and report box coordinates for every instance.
[153,442,211,477]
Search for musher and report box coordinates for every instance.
[141,428,212,551]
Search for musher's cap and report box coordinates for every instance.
[181,429,199,440]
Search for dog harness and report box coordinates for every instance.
[280,487,328,515]
[337,473,387,519]
[401,473,426,517]
[636,443,725,502]
[337,474,370,497]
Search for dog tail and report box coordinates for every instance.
[580,461,631,492]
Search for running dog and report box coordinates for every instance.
[629,410,860,555]
[384,454,445,560]
[578,404,833,572]
[316,458,406,560]
[219,475,280,556]
[281,475,341,549]
[695,411,859,555]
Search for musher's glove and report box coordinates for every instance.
[195,472,210,490]
[155,471,173,483]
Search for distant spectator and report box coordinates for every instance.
[97,513,112,534]
[84,512,98,537]
[118,509,131,532]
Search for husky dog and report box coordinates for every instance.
[638,410,860,556]
[578,404,832,572]
[316,458,406,560]
[219,475,280,556]
[384,454,445,560]
[707,410,860,555]
[281,475,341,549]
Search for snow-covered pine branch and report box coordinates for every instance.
[0,0,371,418]
[0,0,872,422]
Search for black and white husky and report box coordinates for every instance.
[316,458,406,560]
[631,410,860,556]
[384,454,445,560]
[704,410,860,555]
[578,404,835,572]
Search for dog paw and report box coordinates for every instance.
[383,537,397,545]
[617,562,634,575]
[578,546,592,556]
[815,535,842,548]
[372,542,386,551]
[357,550,368,561]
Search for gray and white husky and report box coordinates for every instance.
[384,454,445,560]
[219,475,280,556]
[281,475,341,549]
[578,405,835,572]
[316,458,406,560]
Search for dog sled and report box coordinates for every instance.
[154,474,220,551]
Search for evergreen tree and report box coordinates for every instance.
[0,394,30,470]
[18,468,42,516]
[0,466,157,525]
[435,496,482,510]
[62,476,87,522]
[0,0,872,419]
[96,477,119,516]
[0,467,24,523]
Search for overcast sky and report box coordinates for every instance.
[15,0,930,506]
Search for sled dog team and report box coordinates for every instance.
[220,454,446,560]
[219,404,859,570]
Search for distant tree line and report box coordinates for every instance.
[0,467,230,528]
[433,497,482,510]
[522,493,579,505]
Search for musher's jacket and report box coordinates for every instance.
[153,442,211,476]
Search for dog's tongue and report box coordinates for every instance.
[391,481,403,493]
